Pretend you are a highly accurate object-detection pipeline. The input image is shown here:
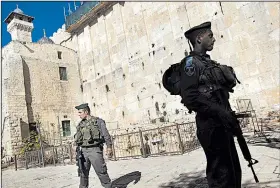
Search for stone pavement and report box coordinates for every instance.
[2,142,279,188]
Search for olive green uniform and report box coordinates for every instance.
[75,115,112,188]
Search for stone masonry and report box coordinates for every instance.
[2,40,83,156]
[2,2,279,157]
[51,2,279,131]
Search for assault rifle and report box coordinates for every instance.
[209,59,260,183]
[232,111,259,183]
[76,146,86,177]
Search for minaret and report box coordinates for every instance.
[4,5,34,43]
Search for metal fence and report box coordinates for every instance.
[3,144,75,171]
[112,122,200,160]
[235,99,262,133]
[2,98,263,171]
[3,122,200,171]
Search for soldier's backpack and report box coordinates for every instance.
[162,60,184,96]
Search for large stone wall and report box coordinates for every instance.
[2,41,83,155]
[2,48,29,156]
[57,2,279,131]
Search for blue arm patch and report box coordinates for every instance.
[184,56,195,76]
[185,57,193,67]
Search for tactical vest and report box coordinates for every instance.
[162,55,240,98]
[214,64,241,91]
[199,59,241,95]
[75,116,102,147]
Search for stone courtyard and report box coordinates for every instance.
[2,138,279,188]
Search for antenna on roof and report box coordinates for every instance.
[63,7,66,21]
[43,29,46,37]
[74,1,78,10]
[68,3,72,14]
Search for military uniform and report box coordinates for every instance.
[180,23,242,188]
[74,103,112,188]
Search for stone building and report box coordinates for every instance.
[51,2,279,131]
[2,6,82,156]
[1,2,279,156]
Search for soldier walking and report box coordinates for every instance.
[74,103,113,188]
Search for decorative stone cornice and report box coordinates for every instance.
[8,22,33,33]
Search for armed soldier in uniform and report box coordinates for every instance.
[74,103,113,188]
[163,22,244,188]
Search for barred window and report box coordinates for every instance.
[59,67,67,81]
[62,120,71,137]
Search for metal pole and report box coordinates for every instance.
[36,122,45,167]
[175,124,184,154]
[25,152,28,169]
[139,129,146,158]
[52,124,55,146]
[53,146,56,166]
[38,150,41,167]
[69,144,73,164]
[14,155,17,171]
[111,136,117,161]
[57,116,65,165]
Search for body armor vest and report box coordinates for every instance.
[198,63,220,99]
[75,116,102,147]
[162,54,240,100]
[198,58,240,98]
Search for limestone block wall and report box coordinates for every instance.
[2,49,12,156]
[2,41,83,154]
[2,49,29,155]
[18,42,83,137]
[207,2,280,115]
[58,2,279,130]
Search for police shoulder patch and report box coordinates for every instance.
[184,56,195,76]
[185,56,193,67]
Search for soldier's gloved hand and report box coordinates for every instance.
[217,110,236,129]
[106,147,113,158]
[71,142,77,153]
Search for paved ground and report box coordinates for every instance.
[2,135,280,188]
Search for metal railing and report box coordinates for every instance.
[4,121,200,170]
[4,144,75,171]
[111,122,200,160]
[3,98,268,171]
[65,1,101,29]
[236,99,261,133]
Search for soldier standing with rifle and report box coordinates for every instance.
[73,103,113,188]
[162,21,258,188]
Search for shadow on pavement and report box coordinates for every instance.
[111,171,141,188]
[159,170,208,188]
[246,135,280,150]
[242,179,280,188]
[243,128,280,149]
[159,169,279,188]
[252,142,280,149]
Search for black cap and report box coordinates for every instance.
[75,103,89,110]
[184,21,211,40]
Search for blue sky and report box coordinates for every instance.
[1,1,81,47]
